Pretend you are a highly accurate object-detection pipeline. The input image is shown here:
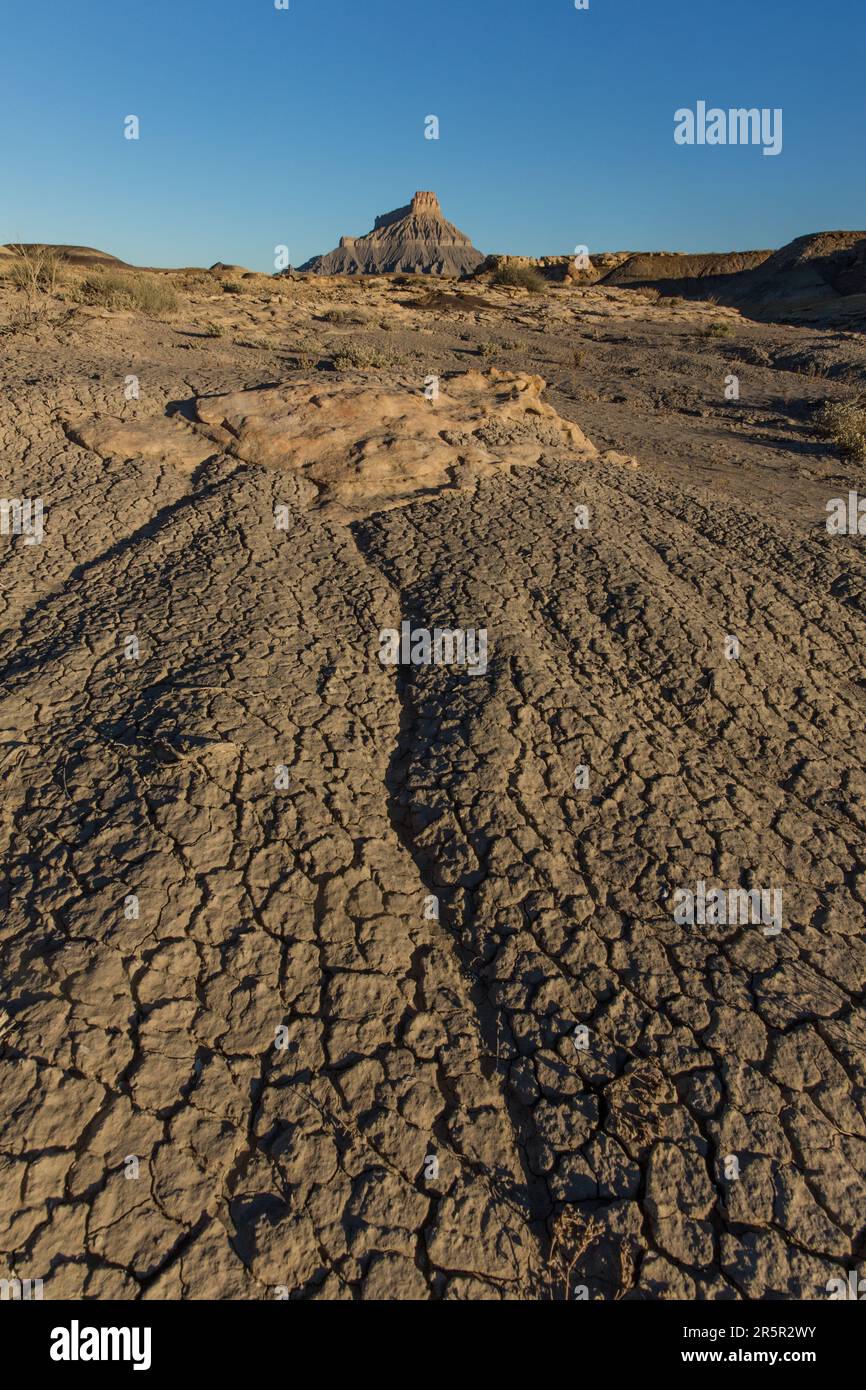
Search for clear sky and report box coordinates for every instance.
[1,0,863,271]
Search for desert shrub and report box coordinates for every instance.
[706,320,733,338]
[232,336,270,349]
[491,263,546,293]
[321,307,370,325]
[796,357,829,379]
[476,337,522,358]
[331,342,407,370]
[203,321,225,337]
[819,399,866,461]
[74,269,178,317]
[171,269,213,292]
[636,286,661,304]
[7,245,64,297]
[220,279,244,295]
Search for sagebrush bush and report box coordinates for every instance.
[322,307,371,325]
[171,270,215,294]
[331,343,407,370]
[819,399,866,461]
[491,263,546,293]
[73,269,178,317]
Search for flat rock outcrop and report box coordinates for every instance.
[66,369,597,522]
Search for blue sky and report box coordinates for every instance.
[1,0,863,271]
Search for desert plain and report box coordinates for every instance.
[1,219,866,1301]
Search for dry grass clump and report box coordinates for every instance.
[331,342,408,370]
[819,398,866,461]
[171,269,216,295]
[7,245,64,297]
[544,1211,604,1300]
[492,263,547,293]
[542,1209,639,1302]
[265,277,294,297]
[72,269,178,317]
[1,246,66,326]
[321,307,371,325]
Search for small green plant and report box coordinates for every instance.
[203,321,225,337]
[477,340,498,358]
[706,320,733,338]
[492,263,546,293]
[221,279,244,294]
[819,399,866,461]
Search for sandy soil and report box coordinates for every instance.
[1,268,865,1300]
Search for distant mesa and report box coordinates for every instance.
[599,230,866,325]
[209,262,254,277]
[298,192,484,277]
[476,230,866,327]
[0,243,131,269]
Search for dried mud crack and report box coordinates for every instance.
[1,272,865,1301]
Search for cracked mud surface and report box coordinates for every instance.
[1,273,865,1300]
